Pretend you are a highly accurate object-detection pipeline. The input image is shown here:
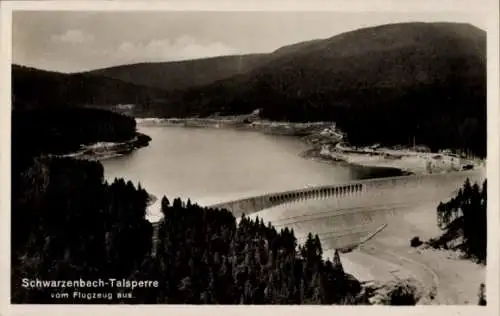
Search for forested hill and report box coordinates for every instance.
[11,65,156,170]
[153,22,486,157]
[12,107,142,173]
[12,64,171,111]
[85,54,269,91]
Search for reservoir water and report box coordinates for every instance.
[101,125,404,220]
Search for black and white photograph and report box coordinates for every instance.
[3,0,498,311]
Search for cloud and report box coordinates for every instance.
[51,29,94,44]
[116,36,239,62]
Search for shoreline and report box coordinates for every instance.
[53,132,152,161]
[62,113,484,177]
[298,148,415,176]
[137,116,484,176]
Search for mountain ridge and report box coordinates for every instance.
[84,53,270,92]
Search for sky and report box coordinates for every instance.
[12,10,489,73]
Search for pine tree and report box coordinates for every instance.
[332,250,344,274]
[478,283,486,306]
[161,196,170,210]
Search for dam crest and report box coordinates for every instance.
[207,169,485,218]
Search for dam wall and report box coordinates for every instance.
[151,169,485,255]
[208,169,485,218]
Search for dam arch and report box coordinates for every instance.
[208,169,484,218]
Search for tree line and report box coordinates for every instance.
[432,178,487,264]
[257,84,485,158]
[12,64,169,111]
[12,107,139,173]
[11,103,154,303]
[136,196,364,304]
[11,157,153,303]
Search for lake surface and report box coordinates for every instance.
[101,125,403,219]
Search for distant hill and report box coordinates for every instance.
[11,64,172,113]
[11,66,159,170]
[82,42,337,93]
[157,22,486,156]
[12,22,486,156]
[171,22,485,113]
[85,54,269,92]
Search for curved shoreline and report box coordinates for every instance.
[54,132,152,161]
[137,116,484,176]
[299,148,415,177]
